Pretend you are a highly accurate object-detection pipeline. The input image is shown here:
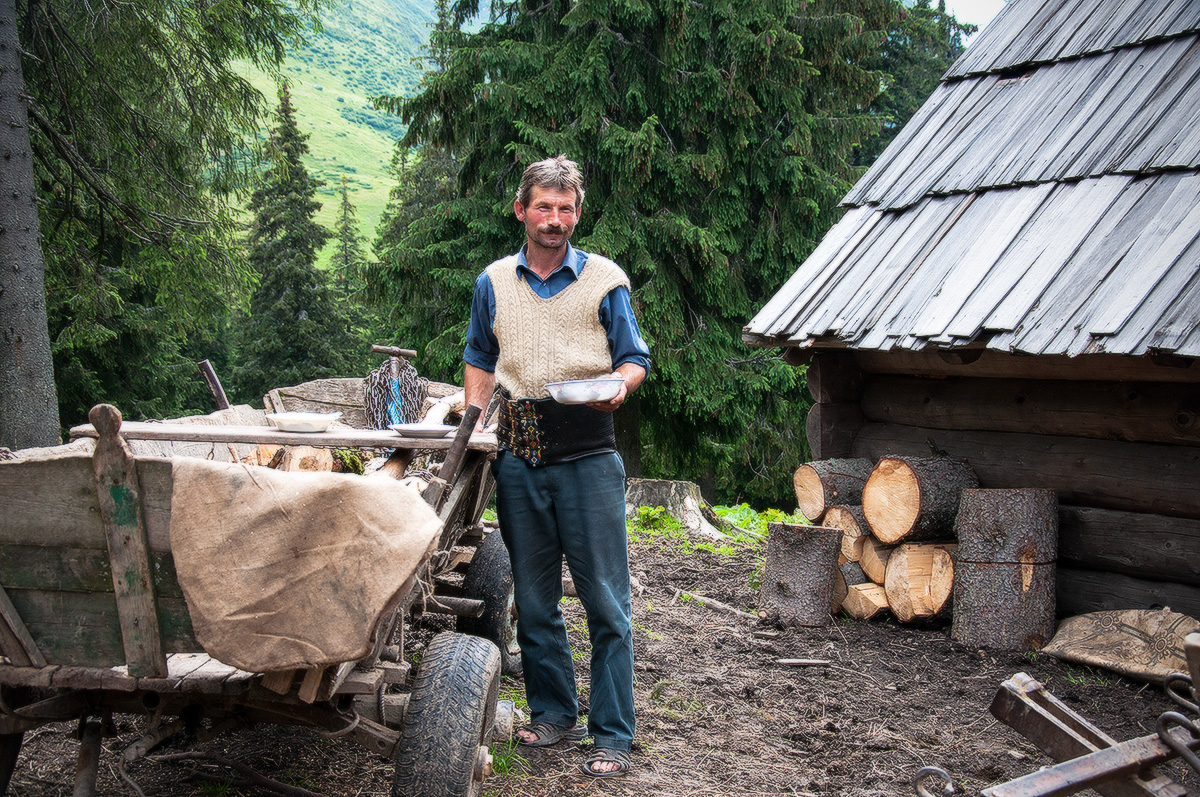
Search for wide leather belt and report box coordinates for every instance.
[497,394,616,467]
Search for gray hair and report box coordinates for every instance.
[516,155,585,208]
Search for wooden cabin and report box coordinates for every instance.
[744,0,1200,619]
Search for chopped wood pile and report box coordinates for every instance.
[760,456,1059,650]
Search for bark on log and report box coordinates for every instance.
[884,543,957,623]
[758,523,841,627]
[862,456,978,544]
[1056,568,1200,620]
[825,505,870,562]
[840,561,869,588]
[842,583,890,620]
[1058,506,1200,586]
[861,375,1200,446]
[793,459,873,522]
[851,423,1200,519]
[955,489,1058,563]
[952,561,1056,650]
[860,536,894,584]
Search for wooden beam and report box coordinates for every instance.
[861,375,1200,445]
[807,352,864,404]
[806,402,864,459]
[1059,506,1200,586]
[851,423,1200,519]
[1057,567,1200,619]
[0,585,44,667]
[853,349,1200,384]
[89,405,167,678]
[70,421,498,453]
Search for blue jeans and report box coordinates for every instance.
[494,450,635,751]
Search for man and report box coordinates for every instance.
[463,156,649,777]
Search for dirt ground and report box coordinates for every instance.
[6,534,1197,796]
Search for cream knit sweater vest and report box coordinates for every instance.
[488,253,630,399]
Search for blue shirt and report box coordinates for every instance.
[464,243,652,374]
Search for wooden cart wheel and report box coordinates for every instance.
[458,530,523,676]
[393,632,501,797]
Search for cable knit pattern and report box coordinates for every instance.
[489,253,630,399]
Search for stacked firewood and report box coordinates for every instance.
[764,455,1059,649]
[794,456,977,623]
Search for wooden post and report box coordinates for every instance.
[89,404,167,678]
[952,489,1058,650]
[757,523,841,627]
[196,360,230,410]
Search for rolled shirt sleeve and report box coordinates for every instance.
[464,271,499,371]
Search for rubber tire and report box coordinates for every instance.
[392,632,501,797]
[459,530,523,676]
[0,733,21,796]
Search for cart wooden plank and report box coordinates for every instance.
[69,422,498,453]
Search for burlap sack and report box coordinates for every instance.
[169,458,442,672]
[1042,608,1200,683]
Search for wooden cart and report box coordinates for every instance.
[0,402,515,796]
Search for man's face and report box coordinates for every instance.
[515,186,580,252]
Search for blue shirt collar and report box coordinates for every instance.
[516,243,586,280]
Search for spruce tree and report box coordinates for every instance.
[373,0,896,504]
[233,85,353,402]
[855,0,974,166]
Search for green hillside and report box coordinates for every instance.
[239,0,437,259]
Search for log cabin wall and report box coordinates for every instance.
[803,350,1200,620]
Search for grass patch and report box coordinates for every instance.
[489,738,531,777]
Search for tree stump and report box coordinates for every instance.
[758,523,841,627]
[843,583,889,620]
[793,458,873,522]
[625,479,725,540]
[952,489,1058,650]
[860,536,894,584]
[824,505,870,562]
[862,456,979,544]
[884,543,957,623]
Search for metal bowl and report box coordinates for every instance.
[544,378,625,405]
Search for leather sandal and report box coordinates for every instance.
[581,747,631,777]
[514,721,587,747]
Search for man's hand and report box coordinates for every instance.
[587,363,646,412]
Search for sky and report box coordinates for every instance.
[943,0,1007,31]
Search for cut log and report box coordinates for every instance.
[884,543,957,623]
[276,446,334,472]
[758,523,841,627]
[955,489,1058,563]
[860,536,894,585]
[862,456,979,544]
[952,561,1056,650]
[831,568,847,614]
[793,459,873,522]
[825,505,870,562]
[842,583,890,620]
[931,547,955,616]
[840,561,869,588]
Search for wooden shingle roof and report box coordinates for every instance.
[744,0,1200,359]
